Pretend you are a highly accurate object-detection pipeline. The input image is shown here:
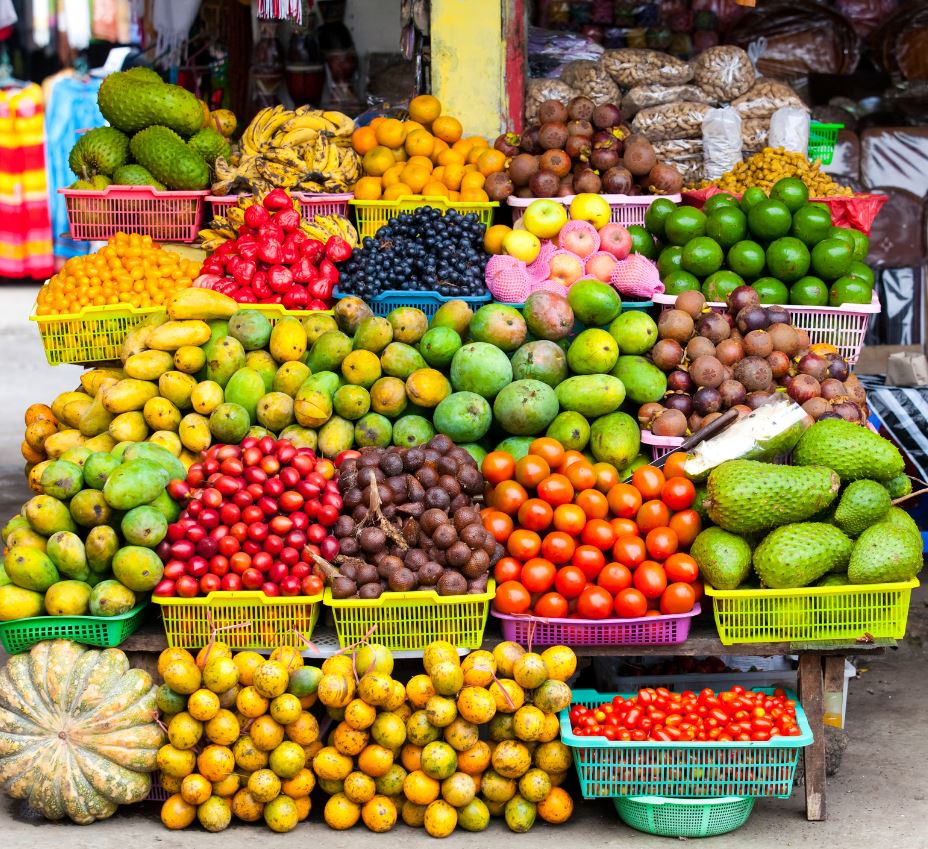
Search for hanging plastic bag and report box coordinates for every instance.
[703,107,743,182]
[768,106,810,154]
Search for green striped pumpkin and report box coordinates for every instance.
[0,639,164,823]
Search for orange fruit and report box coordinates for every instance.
[409,94,442,126]
[353,176,383,200]
[461,171,485,191]
[382,162,405,187]
[431,137,449,162]
[468,136,489,149]
[375,117,406,148]
[161,794,197,829]
[449,191,461,201]
[422,181,450,198]
[477,148,507,176]
[438,148,465,167]
[383,182,413,200]
[370,116,386,130]
[431,166,446,183]
[460,188,489,202]
[466,146,484,165]
[407,154,433,171]
[363,146,396,177]
[404,119,425,132]
[401,165,430,193]
[405,129,435,158]
[389,144,408,162]
[442,163,466,191]
[352,126,378,154]
[452,138,473,155]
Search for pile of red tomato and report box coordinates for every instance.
[569,686,803,742]
[482,439,703,622]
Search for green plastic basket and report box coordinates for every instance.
[809,122,843,165]
[560,688,812,799]
[614,796,755,838]
[0,603,149,654]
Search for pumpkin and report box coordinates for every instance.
[0,639,164,824]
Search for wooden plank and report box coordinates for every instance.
[799,654,826,821]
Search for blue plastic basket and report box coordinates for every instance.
[560,688,813,799]
[333,288,491,319]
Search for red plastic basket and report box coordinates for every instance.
[60,186,208,242]
[508,194,681,229]
[491,604,700,647]
[206,192,353,222]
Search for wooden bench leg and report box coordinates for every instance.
[799,654,826,821]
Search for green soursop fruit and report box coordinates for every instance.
[68,127,130,178]
[793,418,905,482]
[112,164,166,189]
[753,523,853,589]
[98,71,203,137]
[848,507,923,584]
[834,480,892,537]
[882,474,912,500]
[122,66,163,84]
[689,527,752,590]
[130,126,210,190]
[187,128,231,167]
[705,460,841,534]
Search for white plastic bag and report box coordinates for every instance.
[702,107,743,182]
[768,107,811,154]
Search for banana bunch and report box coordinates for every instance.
[215,105,361,195]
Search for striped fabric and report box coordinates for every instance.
[0,83,54,279]
[859,374,928,481]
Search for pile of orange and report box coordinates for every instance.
[35,233,199,315]
[351,95,506,203]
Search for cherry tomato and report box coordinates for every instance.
[537,474,574,506]
[521,557,556,593]
[575,488,609,520]
[534,591,568,618]
[610,517,639,538]
[613,535,647,569]
[581,518,616,551]
[691,579,705,602]
[577,585,614,620]
[669,509,701,548]
[632,465,665,499]
[553,503,587,535]
[494,556,522,583]
[541,531,576,565]
[637,499,671,532]
[482,451,515,485]
[607,483,642,519]
[663,452,689,480]
[507,528,541,560]
[660,582,697,614]
[634,562,668,599]
[572,544,606,580]
[492,480,528,515]
[565,462,596,491]
[592,462,620,493]
[661,477,696,510]
[614,587,648,618]
[559,450,586,470]
[529,437,566,469]
[598,562,633,595]
[515,454,550,488]
[664,552,699,583]
[517,498,554,532]
[645,526,678,560]
[554,565,587,599]
[494,580,531,614]
[483,510,514,543]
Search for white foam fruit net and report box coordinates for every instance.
[610,253,665,298]
[485,255,531,303]
[526,240,557,282]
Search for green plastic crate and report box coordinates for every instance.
[809,122,843,165]
[0,603,148,654]
[614,796,755,837]
[560,688,812,799]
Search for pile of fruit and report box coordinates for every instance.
[503,97,683,200]
[487,441,701,621]
[1,439,185,622]
[69,68,235,191]
[196,190,353,309]
[213,105,361,196]
[641,286,865,437]
[700,148,853,197]
[153,435,337,599]
[326,438,494,599]
[646,179,874,306]
[350,95,505,202]
[156,644,321,832]
[34,233,200,315]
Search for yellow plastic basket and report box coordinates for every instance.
[323,580,495,650]
[704,578,919,645]
[30,302,165,366]
[350,195,497,239]
[248,304,334,326]
[153,590,323,650]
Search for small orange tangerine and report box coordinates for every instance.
[363,146,395,177]
[438,148,465,166]
[461,171,486,191]
[442,163,466,190]
[484,224,511,254]
[352,126,378,154]
[381,162,405,187]
[460,188,489,202]
[405,128,435,157]
[383,182,413,200]
[353,176,383,200]
[375,117,406,147]
[422,181,450,198]
[407,154,434,171]
[477,148,507,176]
[409,94,442,125]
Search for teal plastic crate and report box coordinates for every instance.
[560,688,812,799]
[614,796,755,837]
[809,122,843,165]
[332,287,490,319]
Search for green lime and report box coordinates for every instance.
[663,270,702,295]
[740,186,768,213]
[790,276,829,306]
[628,225,657,259]
[702,270,744,303]
[830,226,869,262]
[790,204,833,247]
[810,238,852,281]
[644,197,678,240]
[727,240,766,279]
[747,199,793,242]
[706,207,747,248]
[682,237,724,276]
[657,245,684,277]
[848,260,874,287]
[765,237,811,283]
[664,207,707,246]
[830,276,873,307]
[703,193,740,215]
[770,177,809,213]
[752,277,790,304]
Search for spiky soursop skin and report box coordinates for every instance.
[753,523,852,589]
[122,66,163,84]
[834,480,892,538]
[187,128,232,167]
[793,418,905,482]
[68,127,130,178]
[98,71,203,137]
[129,126,210,190]
[112,164,166,190]
[848,508,923,584]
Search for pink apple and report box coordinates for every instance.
[599,222,632,260]
[585,251,618,283]
[558,223,598,258]
[548,252,584,287]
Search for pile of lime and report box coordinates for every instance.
[641,178,873,308]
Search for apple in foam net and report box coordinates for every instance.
[598,222,632,260]
[521,199,568,240]
[585,252,618,283]
[548,252,585,287]
[558,224,597,259]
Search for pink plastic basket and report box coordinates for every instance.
[60,186,208,242]
[640,430,684,461]
[652,292,880,365]
[508,194,682,229]
[146,773,169,802]
[491,604,700,647]
[206,192,353,222]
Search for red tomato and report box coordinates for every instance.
[669,509,701,548]
[634,562,668,599]
[565,462,596,491]
[581,519,616,551]
[637,499,671,532]
[592,462,619,493]
[663,452,689,480]
[553,503,587,535]
[645,526,678,560]
[483,510,514,543]
[517,498,554,532]
[541,531,576,565]
[534,591,568,618]
[614,587,648,618]
[660,582,697,614]
[507,529,541,560]
[521,557,556,593]
[529,438,565,469]
[494,581,532,614]
[664,552,699,583]
[492,480,528,515]
[575,489,609,520]
[515,455,550,488]
[537,474,574,506]
[494,556,522,583]
[482,451,515,485]
[572,545,606,581]
[631,466,665,499]
[555,565,587,599]
[661,477,695,510]
[598,562,633,595]
[610,517,639,538]
[577,585,614,620]
[607,483,642,519]
[691,579,705,602]
[613,535,647,569]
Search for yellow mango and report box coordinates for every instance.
[168,289,238,321]
[159,371,198,410]
[191,381,224,415]
[101,379,160,414]
[143,396,182,432]
[51,391,93,423]
[179,413,212,452]
[80,368,125,397]
[147,320,212,351]
[108,411,149,443]
[125,349,175,380]
[150,430,183,457]
[83,432,117,453]
[174,346,207,374]
[270,317,308,363]
[44,429,85,459]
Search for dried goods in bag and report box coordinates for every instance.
[623,83,716,115]
[631,102,711,141]
[559,60,621,106]
[732,80,807,119]
[525,78,579,125]
[602,48,693,88]
[692,46,756,101]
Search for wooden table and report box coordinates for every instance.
[122,616,889,823]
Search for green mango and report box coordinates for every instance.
[86,525,119,573]
[5,547,59,591]
[46,531,89,581]
[102,458,169,510]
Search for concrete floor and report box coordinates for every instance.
[0,283,925,846]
